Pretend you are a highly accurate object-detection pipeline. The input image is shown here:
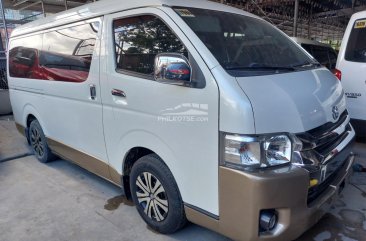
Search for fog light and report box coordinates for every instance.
[259,210,277,232]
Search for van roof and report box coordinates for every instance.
[11,0,256,38]
[351,9,366,20]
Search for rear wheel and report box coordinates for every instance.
[29,119,54,163]
[130,154,187,234]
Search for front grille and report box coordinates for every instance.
[314,125,350,157]
[295,110,353,205]
[298,111,348,152]
[0,57,8,90]
[307,111,348,137]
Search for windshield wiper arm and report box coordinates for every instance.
[290,61,321,68]
[225,66,296,71]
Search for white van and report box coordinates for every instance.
[337,10,366,137]
[8,0,355,240]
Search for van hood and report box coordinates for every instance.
[236,68,346,134]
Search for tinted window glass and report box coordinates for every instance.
[345,18,366,63]
[9,22,99,82]
[41,22,99,82]
[9,34,42,78]
[311,46,330,68]
[301,43,337,70]
[10,34,43,50]
[301,43,313,55]
[328,49,337,70]
[174,8,316,77]
[113,15,187,76]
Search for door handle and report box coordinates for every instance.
[111,89,126,98]
[90,84,96,100]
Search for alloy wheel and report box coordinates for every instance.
[135,172,169,222]
[30,127,44,157]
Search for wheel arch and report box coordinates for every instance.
[117,131,180,201]
[22,104,45,130]
[121,146,154,199]
[21,104,45,142]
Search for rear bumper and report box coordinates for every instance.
[186,150,355,241]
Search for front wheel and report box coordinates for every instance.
[130,154,187,234]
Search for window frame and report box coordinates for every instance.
[112,13,189,81]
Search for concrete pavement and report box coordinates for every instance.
[1,115,366,241]
[0,115,32,162]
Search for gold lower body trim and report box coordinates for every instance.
[185,158,354,241]
[47,138,122,187]
[15,123,122,187]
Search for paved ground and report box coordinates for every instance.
[1,115,366,241]
[0,115,32,161]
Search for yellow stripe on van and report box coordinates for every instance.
[354,20,366,29]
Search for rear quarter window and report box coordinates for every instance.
[345,18,366,63]
[8,21,99,82]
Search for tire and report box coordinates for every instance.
[29,119,54,163]
[130,154,187,234]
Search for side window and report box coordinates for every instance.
[345,18,366,63]
[113,15,187,76]
[9,34,42,78]
[311,46,330,68]
[42,22,99,82]
[9,21,99,82]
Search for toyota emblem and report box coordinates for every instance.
[332,106,339,120]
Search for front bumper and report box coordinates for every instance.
[218,154,354,241]
[186,115,355,241]
[186,149,354,241]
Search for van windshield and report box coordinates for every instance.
[173,7,319,77]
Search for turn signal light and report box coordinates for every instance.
[333,69,342,81]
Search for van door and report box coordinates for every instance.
[41,18,111,179]
[101,8,220,215]
[338,18,366,122]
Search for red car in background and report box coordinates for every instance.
[9,46,90,82]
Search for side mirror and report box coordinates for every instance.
[154,53,192,86]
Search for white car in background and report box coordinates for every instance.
[337,10,366,137]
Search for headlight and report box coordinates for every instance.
[223,134,292,171]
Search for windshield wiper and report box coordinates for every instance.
[290,61,321,68]
[225,66,296,71]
